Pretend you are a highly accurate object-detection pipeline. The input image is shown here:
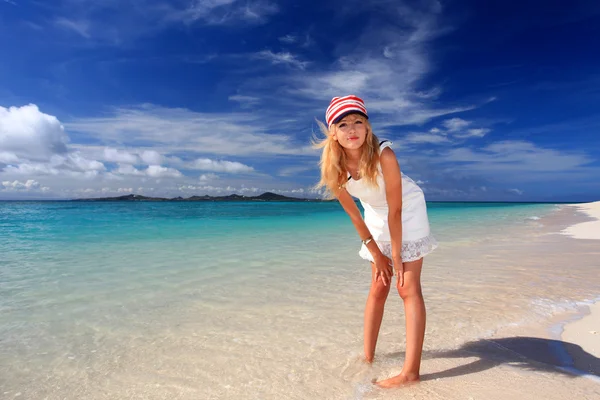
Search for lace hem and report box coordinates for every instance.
[359,235,438,263]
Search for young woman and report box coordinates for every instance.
[315,95,437,388]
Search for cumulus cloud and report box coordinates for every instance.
[103,148,139,164]
[0,152,19,164]
[4,153,106,177]
[113,164,182,178]
[0,104,69,161]
[191,158,255,173]
[139,150,163,165]
[146,165,183,178]
[0,179,49,192]
[199,173,219,181]
[64,153,106,172]
[442,118,471,132]
[114,164,145,176]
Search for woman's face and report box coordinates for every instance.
[333,113,368,151]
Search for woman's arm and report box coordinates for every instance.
[335,188,393,285]
[379,147,404,286]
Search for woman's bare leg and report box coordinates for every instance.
[364,262,391,363]
[376,258,425,387]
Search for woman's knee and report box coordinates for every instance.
[370,281,391,301]
[397,280,422,300]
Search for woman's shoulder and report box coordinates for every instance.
[378,140,396,160]
[378,139,393,154]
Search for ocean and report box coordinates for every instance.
[0,201,597,399]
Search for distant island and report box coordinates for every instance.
[72,192,331,202]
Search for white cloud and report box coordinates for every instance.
[242,3,478,128]
[46,1,279,46]
[199,173,219,181]
[146,165,182,178]
[1,179,45,191]
[54,17,91,38]
[254,50,309,69]
[191,158,254,173]
[455,128,490,139]
[4,152,106,177]
[404,133,450,144]
[442,118,471,132]
[103,148,139,164]
[0,152,19,164]
[169,0,278,26]
[508,188,523,195]
[114,164,145,176]
[113,164,182,178]
[140,150,163,165]
[229,95,261,107]
[383,46,395,58]
[279,34,297,44]
[65,105,311,157]
[441,141,594,175]
[278,165,315,177]
[65,153,106,172]
[0,104,69,161]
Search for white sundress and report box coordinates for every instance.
[344,141,438,263]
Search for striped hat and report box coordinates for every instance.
[325,95,368,128]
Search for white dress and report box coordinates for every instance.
[344,141,438,263]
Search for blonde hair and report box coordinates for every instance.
[312,115,381,198]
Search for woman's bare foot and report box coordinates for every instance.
[375,371,420,388]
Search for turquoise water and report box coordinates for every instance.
[0,201,555,244]
[0,201,557,314]
[0,201,556,309]
[2,200,572,399]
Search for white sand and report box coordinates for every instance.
[562,301,600,362]
[562,201,600,240]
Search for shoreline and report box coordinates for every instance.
[557,299,600,381]
[547,201,600,380]
[560,200,600,240]
[480,200,600,386]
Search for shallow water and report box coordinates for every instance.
[0,201,598,399]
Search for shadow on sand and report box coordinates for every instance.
[388,336,599,381]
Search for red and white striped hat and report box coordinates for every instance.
[325,95,368,128]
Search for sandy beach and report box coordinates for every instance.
[561,201,600,240]
[1,201,599,400]
[557,202,600,383]
[372,201,600,400]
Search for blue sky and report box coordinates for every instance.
[1,0,599,201]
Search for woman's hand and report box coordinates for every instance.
[374,253,394,286]
[393,257,404,287]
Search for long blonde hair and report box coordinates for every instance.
[313,115,381,198]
